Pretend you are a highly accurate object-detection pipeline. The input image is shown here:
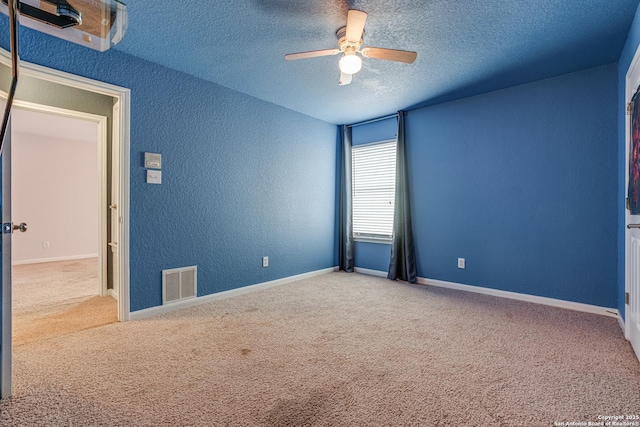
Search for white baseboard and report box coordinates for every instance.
[618,310,626,335]
[107,288,118,300]
[12,253,98,266]
[420,277,618,318]
[353,268,618,318]
[129,267,336,321]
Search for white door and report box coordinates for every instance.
[627,232,640,359]
[625,45,640,363]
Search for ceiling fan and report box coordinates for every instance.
[285,9,417,86]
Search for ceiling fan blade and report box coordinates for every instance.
[339,72,352,86]
[361,47,417,64]
[345,9,367,42]
[285,49,341,61]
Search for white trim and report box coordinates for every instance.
[109,99,121,304]
[354,268,618,318]
[354,237,392,245]
[12,254,98,265]
[130,267,335,321]
[618,310,625,332]
[419,277,618,318]
[98,113,108,297]
[117,89,131,322]
[107,288,118,299]
[0,50,126,98]
[0,48,132,322]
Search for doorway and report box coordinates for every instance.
[11,105,116,344]
[0,46,131,322]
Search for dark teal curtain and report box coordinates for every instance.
[339,125,354,272]
[388,112,417,283]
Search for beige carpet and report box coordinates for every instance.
[13,258,100,312]
[12,258,117,345]
[0,272,638,426]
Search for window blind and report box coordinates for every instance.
[352,139,397,241]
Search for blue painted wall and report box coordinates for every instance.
[1,23,337,312]
[355,65,618,308]
[617,1,640,320]
[352,117,397,146]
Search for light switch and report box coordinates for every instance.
[147,170,162,184]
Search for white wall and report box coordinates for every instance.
[11,129,99,264]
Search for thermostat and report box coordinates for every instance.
[145,152,162,169]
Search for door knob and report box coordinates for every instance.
[12,222,27,232]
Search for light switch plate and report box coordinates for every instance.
[144,152,162,169]
[147,170,162,184]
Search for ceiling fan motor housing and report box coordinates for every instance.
[336,26,363,52]
[283,10,417,86]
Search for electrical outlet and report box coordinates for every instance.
[458,258,465,269]
[262,256,268,268]
[43,241,50,249]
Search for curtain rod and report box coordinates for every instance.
[347,113,399,128]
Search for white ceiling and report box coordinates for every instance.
[11,108,98,143]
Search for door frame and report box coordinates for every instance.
[0,48,131,322]
[624,42,640,341]
[11,102,108,296]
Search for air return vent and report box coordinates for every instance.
[162,266,197,305]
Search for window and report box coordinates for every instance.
[352,139,397,242]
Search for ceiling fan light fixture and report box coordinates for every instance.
[339,52,362,75]
[284,9,417,85]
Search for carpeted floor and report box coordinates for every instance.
[12,258,117,345]
[0,272,638,426]
[13,258,100,312]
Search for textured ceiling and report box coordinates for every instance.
[113,0,640,124]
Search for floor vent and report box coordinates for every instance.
[162,266,197,305]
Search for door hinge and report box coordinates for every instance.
[2,223,10,234]
[626,292,630,305]
[628,102,634,115]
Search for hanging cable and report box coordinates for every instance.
[0,0,19,155]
